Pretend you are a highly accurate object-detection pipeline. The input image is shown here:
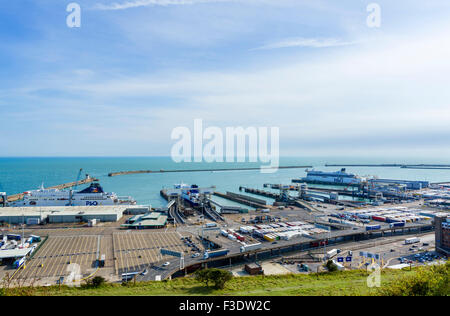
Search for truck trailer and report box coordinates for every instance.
[240,243,262,253]
[203,249,230,260]
[405,237,420,244]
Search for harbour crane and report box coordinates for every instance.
[68,168,83,206]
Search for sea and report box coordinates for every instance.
[1,157,450,208]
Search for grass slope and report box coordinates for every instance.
[2,269,421,296]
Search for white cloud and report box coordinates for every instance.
[253,37,358,50]
[4,2,450,157]
[94,0,236,10]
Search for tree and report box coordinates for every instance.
[195,268,233,289]
[195,269,211,287]
[209,269,233,289]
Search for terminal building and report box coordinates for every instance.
[0,205,150,225]
[435,213,450,257]
[121,211,168,229]
[368,179,429,190]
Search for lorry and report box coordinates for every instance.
[205,223,217,228]
[240,242,262,253]
[389,222,405,228]
[326,249,338,259]
[29,235,41,243]
[13,257,25,269]
[365,225,381,231]
[7,234,21,241]
[405,237,420,245]
[203,249,230,260]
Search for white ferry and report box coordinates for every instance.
[8,182,136,207]
[173,183,201,207]
[295,168,365,186]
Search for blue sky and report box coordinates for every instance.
[1,0,450,157]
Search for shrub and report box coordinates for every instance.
[379,262,449,296]
[195,268,233,289]
[91,276,106,288]
[324,260,338,272]
[84,276,106,288]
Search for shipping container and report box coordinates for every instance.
[372,216,386,222]
[405,237,420,244]
[26,218,40,225]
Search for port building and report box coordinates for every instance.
[368,179,429,190]
[435,213,450,257]
[0,205,150,225]
[121,211,168,229]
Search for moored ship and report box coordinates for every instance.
[7,182,136,207]
[173,183,201,207]
[293,168,366,186]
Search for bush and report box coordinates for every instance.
[324,260,338,272]
[195,268,233,289]
[379,262,449,296]
[84,276,106,288]
[91,276,106,287]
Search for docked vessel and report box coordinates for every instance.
[173,183,201,207]
[7,182,136,207]
[293,168,365,186]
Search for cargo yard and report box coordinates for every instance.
[0,167,448,287]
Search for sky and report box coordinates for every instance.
[0,0,450,158]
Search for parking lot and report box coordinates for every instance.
[14,235,99,283]
[112,232,201,275]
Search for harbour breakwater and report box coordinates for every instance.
[325,163,450,169]
[108,165,312,177]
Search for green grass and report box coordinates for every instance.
[2,268,421,296]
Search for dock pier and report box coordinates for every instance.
[1,176,99,203]
[213,191,268,209]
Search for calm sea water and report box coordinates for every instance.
[1,157,450,207]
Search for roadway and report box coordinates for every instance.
[137,220,434,281]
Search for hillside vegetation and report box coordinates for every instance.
[1,263,448,296]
